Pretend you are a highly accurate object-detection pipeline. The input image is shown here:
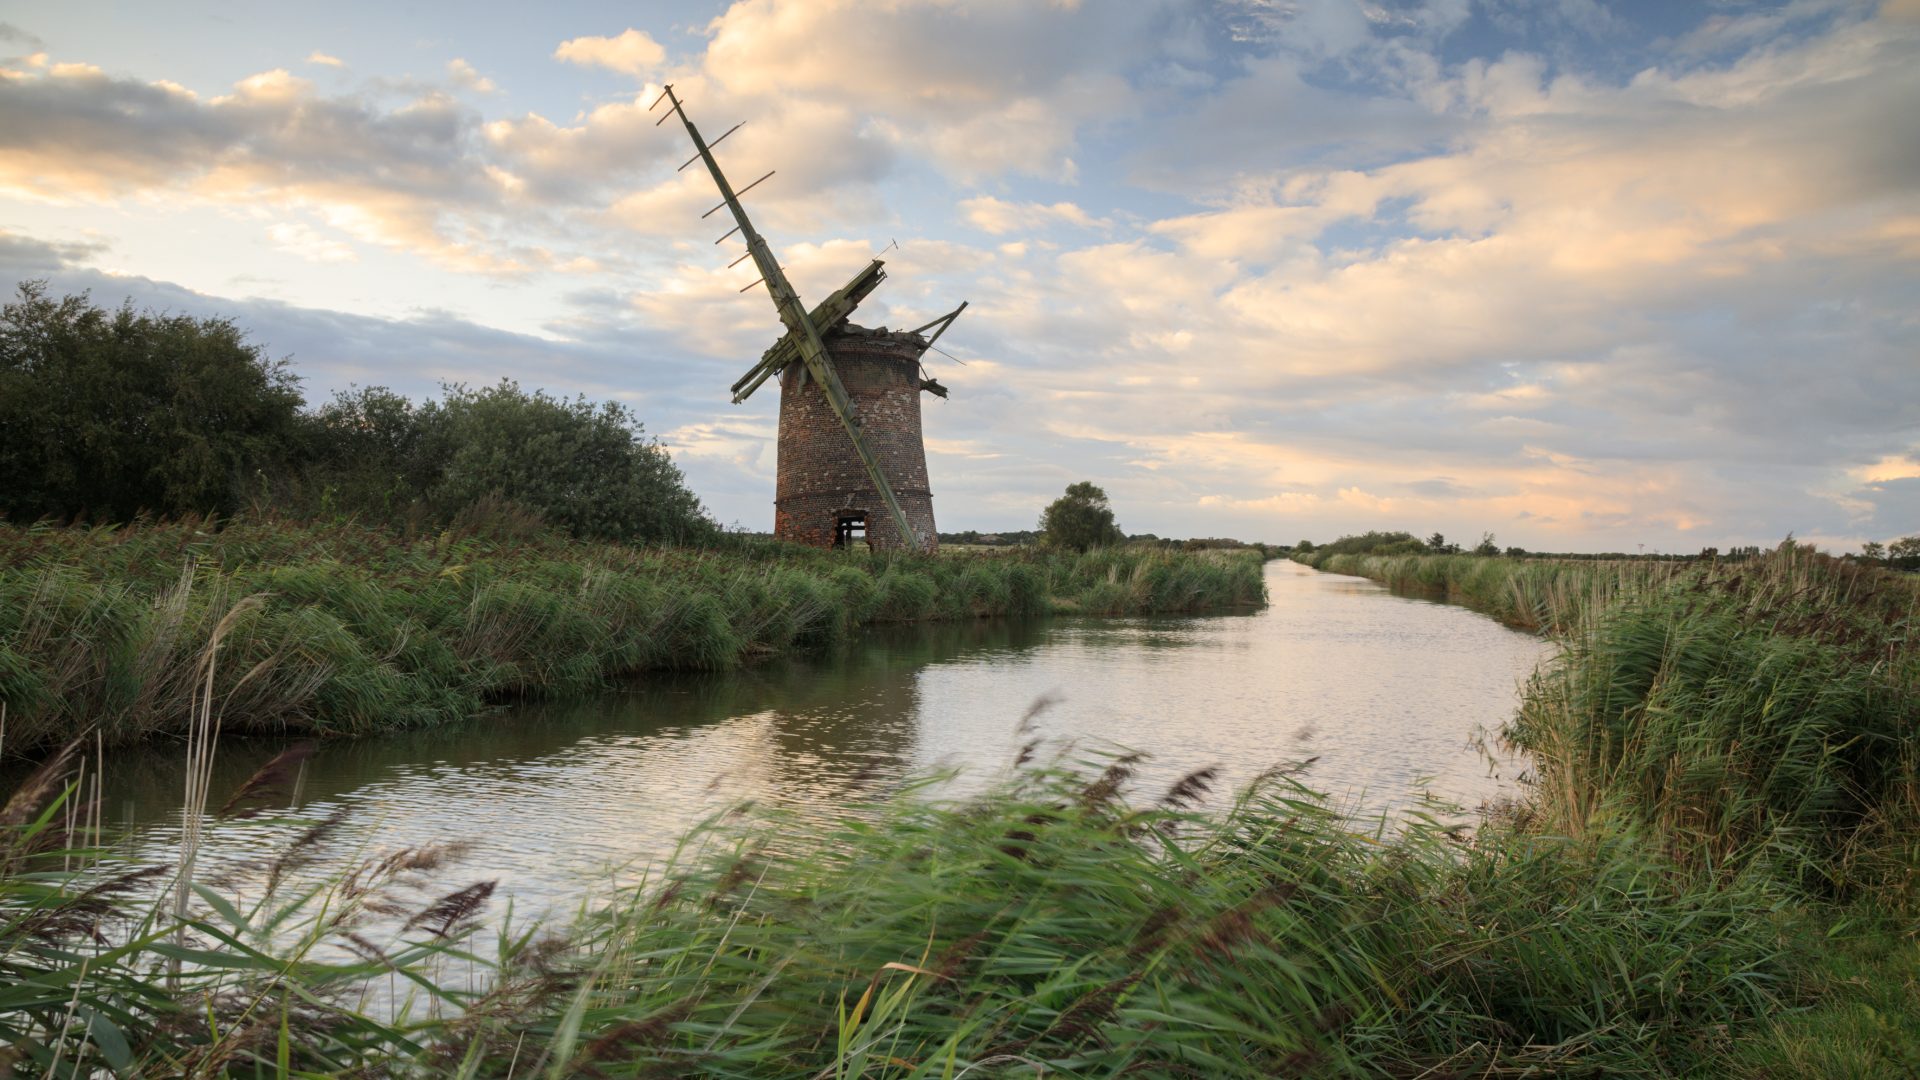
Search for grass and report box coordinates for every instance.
[3,541,1916,1076]
[1294,548,1686,633]
[1298,544,1920,894]
[0,517,1267,755]
[1,744,1806,1078]
[1730,906,1920,1078]
[451,759,1808,1077]
[1297,543,1920,1075]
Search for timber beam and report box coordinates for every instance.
[729,259,887,402]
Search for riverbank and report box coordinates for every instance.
[1299,546,1919,870]
[0,518,1266,755]
[1290,547,1687,632]
[1294,544,1920,1072]
[5,544,1916,1076]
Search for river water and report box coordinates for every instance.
[99,559,1550,920]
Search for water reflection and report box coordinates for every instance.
[87,561,1548,918]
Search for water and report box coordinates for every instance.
[96,560,1550,920]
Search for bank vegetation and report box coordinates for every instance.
[3,543,1915,1075]
[0,517,1266,755]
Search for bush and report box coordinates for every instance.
[0,282,304,521]
[308,381,714,545]
[0,283,714,545]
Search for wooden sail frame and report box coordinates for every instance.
[655,85,930,551]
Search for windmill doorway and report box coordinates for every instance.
[834,512,868,550]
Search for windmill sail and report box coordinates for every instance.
[656,86,929,552]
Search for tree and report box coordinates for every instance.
[1317,531,1423,557]
[0,281,304,521]
[305,380,714,544]
[430,381,713,543]
[1039,481,1124,552]
[1473,531,1499,556]
[1890,536,1920,570]
[305,386,435,515]
[1859,541,1886,563]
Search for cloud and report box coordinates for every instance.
[446,59,497,94]
[553,29,666,77]
[960,196,1109,235]
[699,0,1181,178]
[480,92,685,204]
[927,6,1918,544]
[1198,491,1322,512]
[1850,453,1920,485]
[0,63,533,272]
[0,228,109,274]
[306,51,345,68]
[267,221,355,262]
[1337,487,1396,513]
[0,21,44,65]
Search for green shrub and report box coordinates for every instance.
[0,283,304,521]
[310,381,715,545]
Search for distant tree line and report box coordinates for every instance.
[944,484,1288,558]
[1290,529,1920,570]
[938,529,1042,547]
[1855,537,1920,571]
[0,282,715,544]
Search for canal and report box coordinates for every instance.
[105,559,1551,919]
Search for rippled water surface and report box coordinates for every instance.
[100,560,1550,918]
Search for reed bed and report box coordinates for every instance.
[7,542,1917,1075]
[1505,545,1920,896]
[1289,545,1920,1070]
[1298,546,1920,884]
[0,520,1266,755]
[477,758,1800,1078]
[1295,549,1686,633]
[4,742,1801,1078]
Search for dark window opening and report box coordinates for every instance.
[834,512,868,549]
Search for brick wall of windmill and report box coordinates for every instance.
[774,332,938,551]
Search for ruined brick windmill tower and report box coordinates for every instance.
[655,86,966,553]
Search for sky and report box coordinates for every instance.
[1,0,1915,552]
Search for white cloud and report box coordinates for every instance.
[1337,487,1395,513]
[700,0,1172,178]
[267,221,355,262]
[305,51,345,68]
[447,58,497,93]
[1198,491,1322,513]
[553,28,667,77]
[961,196,1109,235]
[1851,454,1920,484]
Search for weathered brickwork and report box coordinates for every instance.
[774,327,937,552]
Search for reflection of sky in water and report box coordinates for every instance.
[100,561,1549,923]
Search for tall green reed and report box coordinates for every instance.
[435,751,1793,1078]
[0,520,1267,755]
[1299,544,1920,900]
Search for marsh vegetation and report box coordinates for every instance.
[0,517,1266,755]
[4,543,1916,1076]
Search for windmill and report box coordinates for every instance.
[653,85,966,553]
